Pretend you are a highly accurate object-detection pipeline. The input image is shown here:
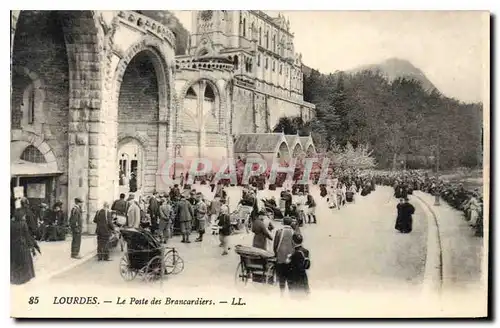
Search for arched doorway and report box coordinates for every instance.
[117,138,145,194]
[277,142,290,164]
[292,143,303,158]
[306,144,315,157]
[117,49,165,195]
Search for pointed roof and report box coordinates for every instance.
[284,135,300,148]
[234,133,288,154]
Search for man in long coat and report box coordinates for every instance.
[158,197,173,243]
[177,195,194,243]
[148,192,160,234]
[93,202,114,261]
[273,217,295,294]
[69,198,84,259]
[395,197,415,233]
[194,193,208,242]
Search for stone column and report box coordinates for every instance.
[63,11,109,234]
[156,79,169,192]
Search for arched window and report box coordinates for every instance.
[265,31,269,48]
[265,57,268,69]
[204,84,215,102]
[259,27,262,45]
[242,18,246,37]
[279,64,282,75]
[20,145,46,163]
[186,87,197,98]
[272,34,276,52]
[257,54,261,67]
[250,22,254,39]
[204,84,216,117]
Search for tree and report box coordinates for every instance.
[272,116,306,135]
[301,66,482,170]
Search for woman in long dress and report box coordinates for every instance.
[11,207,40,285]
[395,197,415,234]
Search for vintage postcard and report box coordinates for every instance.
[9,10,489,318]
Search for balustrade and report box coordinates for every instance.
[117,11,176,48]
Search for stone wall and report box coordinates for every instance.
[254,93,268,133]
[118,53,159,121]
[11,11,70,206]
[232,86,255,134]
[266,95,302,130]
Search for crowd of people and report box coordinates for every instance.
[11,165,483,288]
[371,170,484,236]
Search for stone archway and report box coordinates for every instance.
[11,11,104,222]
[112,38,171,195]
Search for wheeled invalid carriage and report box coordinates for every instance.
[119,228,184,282]
[234,245,276,286]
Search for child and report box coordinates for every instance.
[217,205,231,255]
[288,233,311,296]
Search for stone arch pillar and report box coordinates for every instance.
[60,11,105,230]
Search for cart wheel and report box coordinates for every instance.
[144,255,163,282]
[119,254,137,281]
[234,262,249,286]
[164,250,184,275]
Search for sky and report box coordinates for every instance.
[172,11,488,103]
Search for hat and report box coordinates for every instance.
[127,194,135,201]
[40,203,48,208]
[74,197,83,204]
[283,216,293,226]
[54,201,63,208]
[292,233,303,245]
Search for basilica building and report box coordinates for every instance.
[10,10,315,230]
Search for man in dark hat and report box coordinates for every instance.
[148,191,160,235]
[288,233,311,296]
[170,184,181,202]
[395,197,415,234]
[69,197,84,259]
